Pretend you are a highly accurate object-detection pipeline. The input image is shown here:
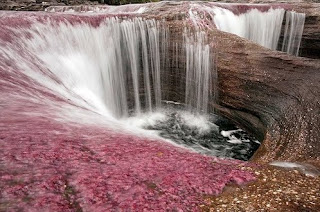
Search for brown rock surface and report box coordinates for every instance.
[141,2,320,164]
[208,29,320,163]
[203,164,320,211]
[292,3,320,59]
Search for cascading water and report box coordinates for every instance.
[188,3,306,56]
[212,7,285,50]
[22,17,163,118]
[22,17,214,119]
[184,29,212,114]
[281,11,306,56]
[212,7,306,55]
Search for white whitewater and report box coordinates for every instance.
[281,11,306,56]
[270,161,320,177]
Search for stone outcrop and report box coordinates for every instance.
[140,1,320,163]
[292,3,320,58]
[208,29,320,163]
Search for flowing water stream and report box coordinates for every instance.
[0,4,305,160]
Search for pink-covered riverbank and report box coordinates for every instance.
[0,103,255,211]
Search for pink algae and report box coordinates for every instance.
[0,111,255,211]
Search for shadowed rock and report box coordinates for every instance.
[208,28,320,162]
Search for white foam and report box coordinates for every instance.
[226,139,242,144]
[180,111,218,134]
[221,129,242,137]
[124,111,167,129]
[270,161,320,177]
[164,100,182,105]
[221,129,244,144]
[270,161,301,168]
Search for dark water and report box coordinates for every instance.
[142,104,260,161]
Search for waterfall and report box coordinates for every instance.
[19,5,305,120]
[184,30,212,114]
[209,6,305,55]
[9,4,305,123]
[5,13,215,120]
[22,17,163,117]
[213,7,285,50]
[281,11,306,56]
